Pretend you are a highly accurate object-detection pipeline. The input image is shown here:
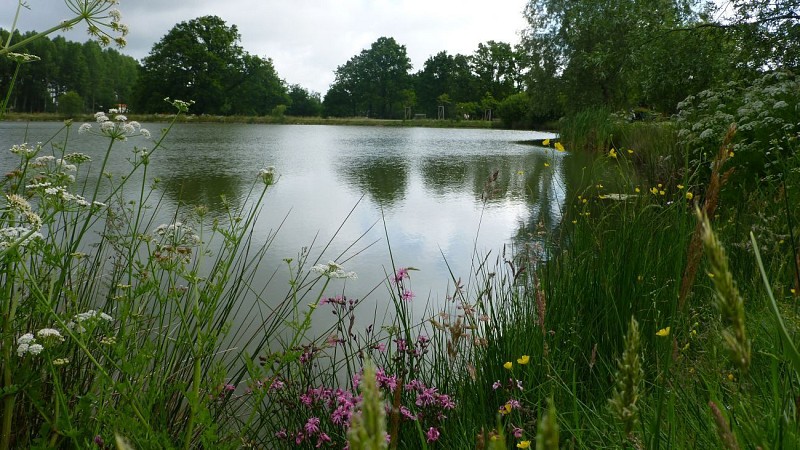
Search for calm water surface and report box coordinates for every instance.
[1,122,569,333]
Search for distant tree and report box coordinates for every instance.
[470,41,521,101]
[455,101,479,120]
[325,37,412,118]
[321,84,352,117]
[436,93,452,119]
[724,0,800,70]
[135,16,286,115]
[286,84,322,116]
[57,90,84,116]
[521,0,713,113]
[496,91,530,128]
[414,51,477,117]
[0,28,138,114]
[227,53,288,115]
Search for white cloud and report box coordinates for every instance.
[0,0,529,93]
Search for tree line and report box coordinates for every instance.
[0,28,138,114]
[2,1,797,125]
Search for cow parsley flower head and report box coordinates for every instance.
[6,52,41,63]
[37,328,64,342]
[10,143,40,158]
[311,261,357,279]
[17,333,47,357]
[153,222,201,246]
[18,333,35,345]
[82,109,150,140]
[0,227,44,250]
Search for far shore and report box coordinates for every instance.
[2,112,559,132]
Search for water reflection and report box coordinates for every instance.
[419,158,468,195]
[0,122,566,337]
[158,172,248,213]
[340,157,409,207]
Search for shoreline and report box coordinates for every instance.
[1,112,559,132]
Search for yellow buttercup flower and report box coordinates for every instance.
[544,162,550,167]
[517,441,531,449]
[500,402,512,415]
[554,142,565,152]
[650,187,659,195]
[677,184,685,190]
[503,361,513,370]
[656,326,670,337]
[627,149,634,154]
[608,148,618,158]
[517,355,530,365]
[686,192,694,200]
[634,187,641,193]
[542,138,550,146]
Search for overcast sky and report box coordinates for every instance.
[1,1,529,94]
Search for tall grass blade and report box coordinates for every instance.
[750,232,800,375]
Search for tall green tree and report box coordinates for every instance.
[227,53,288,116]
[135,15,286,115]
[470,41,521,101]
[522,0,712,114]
[286,84,322,117]
[0,28,138,113]
[414,51,476,118]
[324,37,412,118]
[724,0,800,70]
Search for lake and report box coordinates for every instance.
[1,121,567,335]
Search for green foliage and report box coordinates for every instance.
[520,0,735,115]
[135,16,287,115]
[270,103,287,118]
[675,71,800,186]
[0,29,138,113]
[324,37,412,119]
[496,92,530,128]
[471,41,522,101]
[557,107,615,153]
[413,51,476,118]
[725,0,800,70]
[325,39,524,121]
[57,90,84,116]
[286,84,322,117]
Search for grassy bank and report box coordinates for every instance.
[1,100,799,449]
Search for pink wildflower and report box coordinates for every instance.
[394,267,409,284]
[305,417,321,435]
[426,427,440,443]
[316,432,331,448]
